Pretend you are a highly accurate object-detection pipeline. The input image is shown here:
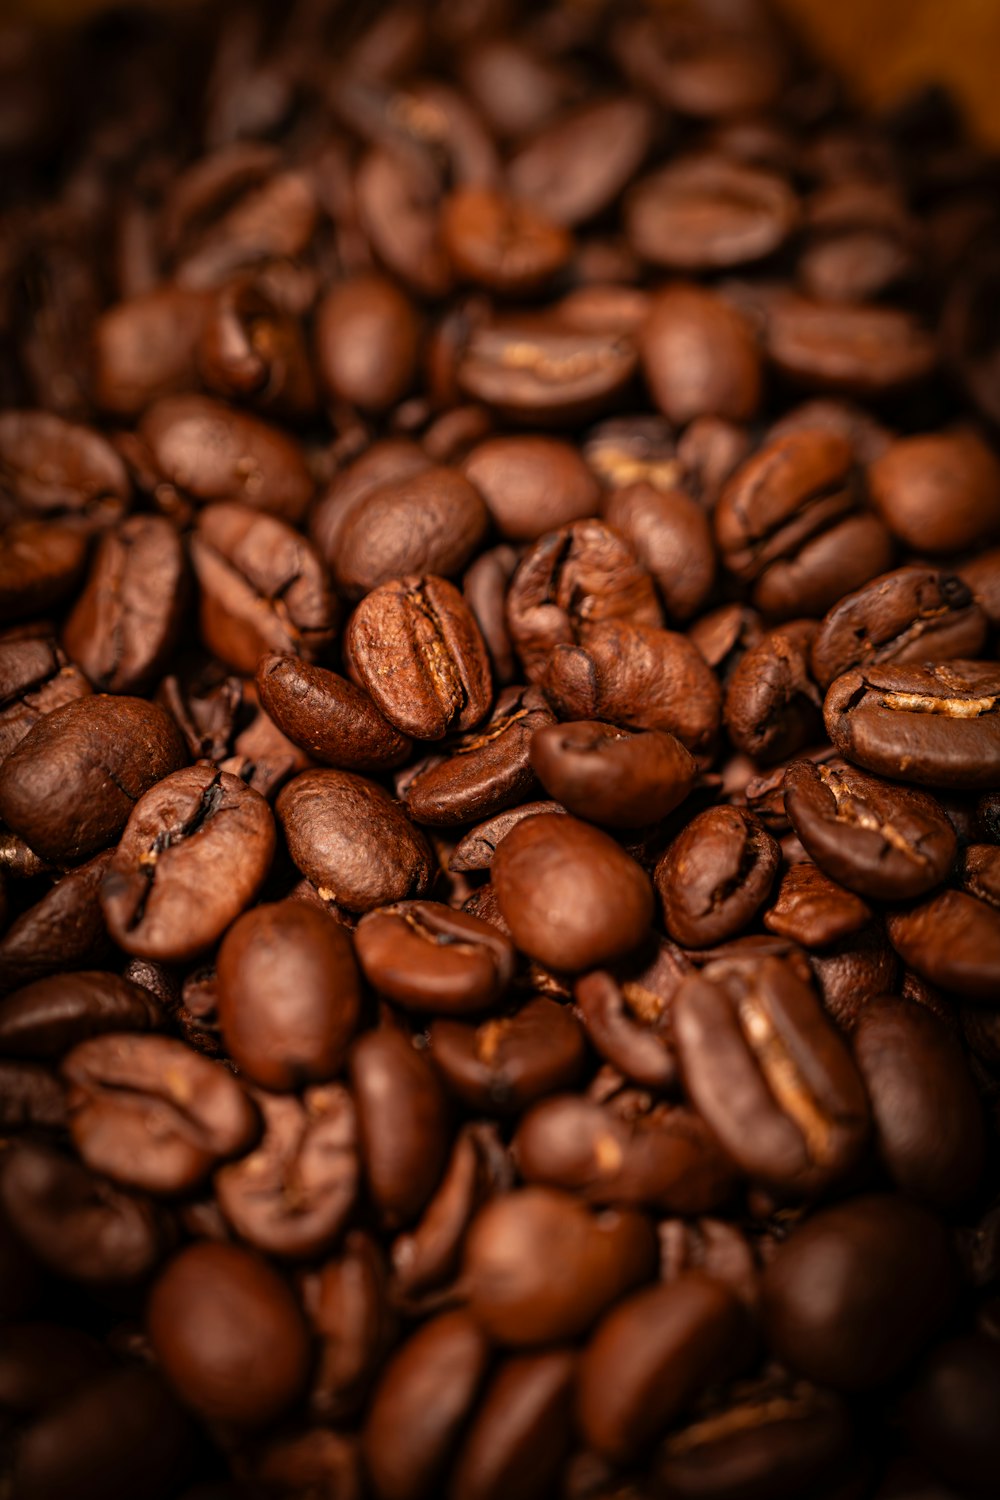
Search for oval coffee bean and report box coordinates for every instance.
[724,620,822,763]
[0,971,163,1058]
[256,654,412,772]
[456,316,638,424]
[448,1350,576,1500]
[640,283,762,425]
[574,957,681,1090]
[462,436,600,542]
[306,1230,393,1423]
[345,575,492,741]
[0,696,187,865]
[463,1187,655,1344]
[492,813,653,972]
[148,1241,310,1425]
[350,1026,450,1229]
[441,185,571,293]
[784,759,957,900]
[315,272,420,414]
[429,997,586,1114]
[674,956,870,1195]
[0,852,115,992]
[0,520,88,625]
[354,902,515,1015]
[824,661,1000,790]
[869,430,1000,553]
[762,294,937,394]
[0,409,130,529]
[216,900,359,1090]
[62,1033,258,1193]
[529,721,696,829]
[277,769,434,913]
[603,480,716,623]
[101,765,275,962]
[655,807,780,947]
[762,1194,957,1389]
[508,97,654,227]
[390,1125,485,1300]
[0,636,91,768]
[764,862,872,948]
[886,889,1000,1002]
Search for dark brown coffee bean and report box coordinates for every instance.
[310,441,432,572]
[626,156,798,270]
[724,620,823,763]
[462,436,600,542]
[216,900,360,1090]
[493,813,653,972]
[577,1274,748,1464]
[824,661,1000,790]
[464,1186,655,1344]
[101,764,275,962]
[0,519,88,624]
[442,186,571,292]
[277,769,434,913]
[0,1140,167,1282]
[429,996,585,1114]
[810,567,987,691]
[886,888,1000,1002]
[62,516,187,693]
[783,759,957,899]
[450,801,567,873]
[0,851,114,992]
[0,1058,66,1130]
[514,1096,736,1214]
[402,684,554,827]
[0,410,131,530]
[0,695,186,865]
[763,293,937,393]
[350,1026,450,1229]
[574,950,684,1091]
[853,995,984,1209]
[363,1309,490,1500]
[256,654,410,772]
[655,807,780,947]
[62,1033,257,1193]
[214,1084,357,1258]
[148,1240,310,1425]
[809,923,900,1031]
[457,316,638,424]
[252,1429,362,1500]
[603,481,716,623]
[306,1230,394,1423]
[509,98,654,227]
[190,503,337,675]
[448,1349,576,1500]
[0,637,91,767]
[0,971,163,1058]
[762,1194,957,1389]
[92,286,211,417]
[870,430,1000,553]
[674,956,870,1195]
[355,902,515,1015]
[897,1335,1000,1496]
[315,273,420,413]
[463,544,520,686]
[530,721,696,829]
[764,862,872,948]
[389,1124,489,1301]
[331,467,488,600]
[197,281,316,422]
[612,7,788,119]
[542,619,722,753]
[220,689,311,802]
[345,574,492,741]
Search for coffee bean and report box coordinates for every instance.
[870,430,1000,553]
[252,1429,362,1500]
[764,861,872,948]
[450,801,567,874]
[626,155,798,270]
[101,764,275,961]
[315,273,420,413]
[305,1230,393,1423]
[674,956,870,1194]
[640,284,762,432]
[148,1240,310,1425]
[355,901,515,1014]
[448,1349,576,1500]
[0,851,114,991]
[603,480,716,622]
[724,620,823,763]
[898,1335,1000,1495]
[198,281,317,421]
[762,294,937,394]
[493,813,653,972]
[0,1059,66,1130]
[574,944,685,1090]
[277,768,434,913]
[655,807,780,947]
[886,888,1000,1002]
[463,544,520,686]
[0,410,131,529]
[92,286,211,417]
[0,695,186,865]
[463,436,600,541]
[456,316,639,424]
[62,1033,258,1193]
[530,721,696,830]
[442,186,572,293]
[509,98,654,227]
[0,636,91,767]
[429,997,586,1114]
[389,1124,489,1301]
[0,971,163,1058]
[217,900,360,1089]
[350,1026,450,1229]
[657,1217,759,1310]
[256,653,411,773]
[0,520,88,624]
[345,574,492,741]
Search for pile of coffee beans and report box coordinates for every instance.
[3,0,1000,1495]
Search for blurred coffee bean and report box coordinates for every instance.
[463,435,600,541]
[869,430,1000,553]
[355,901,514,1014]
[315,273,420,413]
[0,970,163,1058]
[350,1026,450,1229]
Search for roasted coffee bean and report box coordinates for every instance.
[762,293,937,394]
[92,285,211,417]
[626,155,798,270]
[0,695,186,865]
[462,436,600,541]
[429,996,586,1114]
[764,862,872,948]
[810,567,987,691]
[389,1124,488,1300]
[762,1194,957,1389]
[886,888,1000,1002]
[493,813,653,972]
[0,971,163,1057]
[960,546,1000,631]
[101,765,274,961]
[577,1274,748,1464]
[456,315,639,424]
[190,503,337,674]
[655,807,780,947]
[0,851,114,992]
[310,441,431,570]
[0,1058,66,1130]
[450,802,566,873]
[355,902,514,1015]
[514,1096,736,1213]
[463,544,520,686]
[402,684,554,827]
[0,519,88,623]
[363,1309,490,1500]
[810,922,900,1031]
[674,956,870,1194]
[148,1241,310,1426]
[613,6,789,117]
[448,1349,576,1500]
[783,760,957,900]
[277,768,434,913]
[0,410,130,530]
[657,1217,759,1310]
[306,1231,394,1423]
[315,273,420,413]
[350,1026,450,1229]
[345,574,492,741]
[197,281,316,421]
[869,430,1000,553]
[640,283,762,427]
[529,721,695,830]
[824,661,1000,790]
[62,1033,258,1193]
[251,1428,363,1500]
[214,1084,357,1258]
[897,1335,1000,1496]
[853,995,984,1209]
[509,97,653,226]
[256,654,412,772]
[574,944,685,1090]
[724,620,823,763]
[603,480,716,623]
[441,186,571,293]
[216,900,360,1089]
[0,1140,167,1283]
[0,636,91,767]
